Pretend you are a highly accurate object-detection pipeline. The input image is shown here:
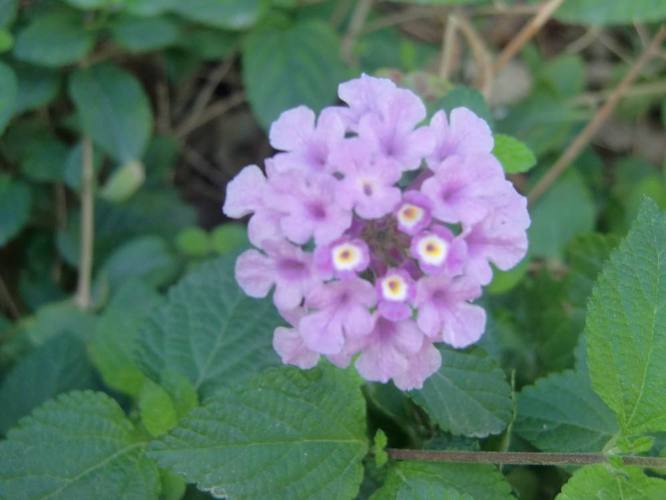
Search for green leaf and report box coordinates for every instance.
[176,27,236,60]
[63,141,104,191]
[492,134,536,174]
[410,347,513,438]
[515,370,618,452]
[528,170,596,260]
[69,63,153,163]
[553,0,666,25]
[124,0,178,16]
[371,461,512,500]
[431,86,493,126]
[13,64,61,113]
[171,0,267,29]
[0,0,18,28]
[136,255,282,398]
[99,160,146,202]
[0,29,12,52]
[100,235,177,292]
[175,227,211,257]
[139,379,178,437]
[586,199,666,436]
[373,429,389,468]
[0,391,160,499]
[0,333,95,434]
[64,0,120,8]
[557,465,666,499]
[20,136,69,182]
[149,365,368,499]
[210,223,248,255]
[111,15,181,53]
[89,280,163,397]
[0,61,17,135]
[13,12,94,67]
[0,174,31,246]
[243,20,346,129]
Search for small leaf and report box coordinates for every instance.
[374,429,389,468]
[0,61,17,135]
[243,20,346,128]
[515,370,618,452]
[170,0,267,30]
[557,465,666,499]
[20,136,69,182]
[111,15,181,53]
[136,255,283,398]
[69,63,153,163]
[13,64,61,113]
[431,86,493,126]
[0,391,160,499]
[0,29,13,52]
[371,461,513,500]
[139,379,178,437]
[99,160,146,202]
[0,0,18,28]
[210,223,248,255]
[492,134,536,174]
[586,199,666,436]
[175,227,211,257]
[13,12,94,67]
[149,366,368,499]
[554,0,666,25]
[0,174,31,247]
[0,333,95,434]
[410,347,513,438]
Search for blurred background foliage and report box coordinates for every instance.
[0,1,665,498]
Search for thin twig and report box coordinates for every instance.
[363,8,432,35]
[388,449,666,469]
[492,0,565,75]
[456,14,493,99]
[528,26,666,205]
[439,14,459,80]
[342,0,373,64]
[565,26,601,53]
[175,55,237,137]
[175,91,245,139]
[74,137,94,311]
[182,146,227,186]
[0,274,20,319]
[474,3,542,16]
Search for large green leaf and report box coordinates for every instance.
[110,15,181,53]
[410,347,513,438]
[69,63,153,163]
[0,174,31,246]
[528,170,596,260]
[0,391,160,499]
[89,280,163,397]
[243,20,346,128]
[371,462,512,500]
[557,465,666,499]
[13,64,61,113]
[0,0,18,28]
[554,0,666,25]
[136,255,282,398]
[0,333,95,434]
[149,366,368,499]
[0,61,17,135]
[170,0,267,29]
[20,135,69,182]
[586,199,666,436]
[515,370,617,452]
[13,12,94,67]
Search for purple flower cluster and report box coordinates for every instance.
[223,75,530,390]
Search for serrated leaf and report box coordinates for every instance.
[149,366,368,499]
[492,134,536,174]
[13,64,61,113]
[170,0,266,29]
[111,15,181,53]
[0,61,17,135]
[410,347,513,438]
[69,63,153,163]
[0,391,160,499]
[0,174,31,246]
[586,199,666,436]
[515,370,618,452]
[13,12,94,67]
[0,333,95,434]
[139,379,178,437]
[89,280,163,397]
[553,0,666,25]
[243,20,346,128]
[557,465,666,499]
[136,255,282,398]
[529,170,596,260]
[371,462,512,500]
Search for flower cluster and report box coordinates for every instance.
[223,74,530,390]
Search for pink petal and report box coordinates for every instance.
[235,249,275,298]
[269,105,315,151]
[222,165,265,218]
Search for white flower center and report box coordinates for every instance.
[397,203,424,229]
[417,235,448,266]
[332,243,363,271]
[381,274,408,301]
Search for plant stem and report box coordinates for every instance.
[387,449,666,469]
[527,25,666,205]
[342,0,373,64]
[75,137,94,311]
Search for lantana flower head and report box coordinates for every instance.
[224,74,530,390]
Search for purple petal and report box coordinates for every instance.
[273,326,320,369]
[269,105,315,151]
[222,165,266,218]
[235,249,275,298]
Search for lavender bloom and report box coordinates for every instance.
[270,106,345,175]
[224,74,530,389]
[299,277,376,355]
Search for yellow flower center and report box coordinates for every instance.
[417,235,448,266]
[381,275,408,301]
[397,203,424,228]
[332,243,362,270]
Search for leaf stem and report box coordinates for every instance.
[387,449,666,469]
[74,137,95,311]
